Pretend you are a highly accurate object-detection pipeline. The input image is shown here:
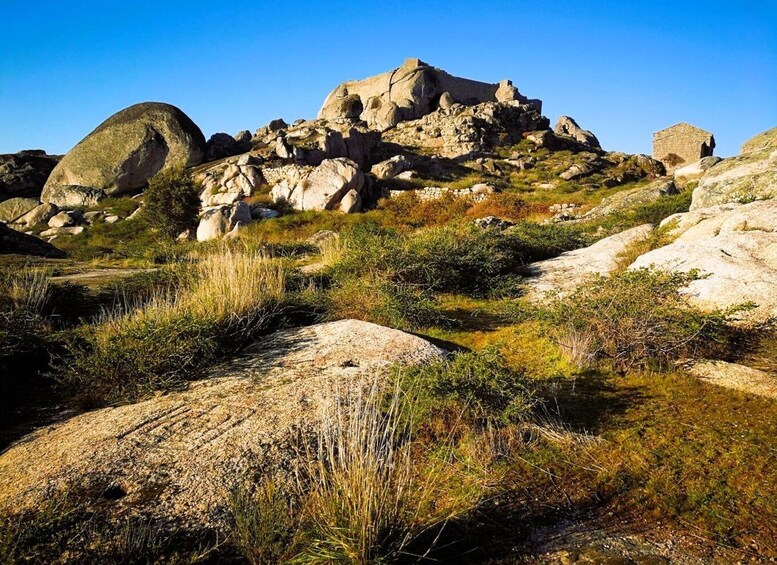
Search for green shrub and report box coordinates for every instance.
[403,349,535,426]
[142,166,201,239]
[330,221,584,300]
[327,273,443,331]
[546,268,745,373]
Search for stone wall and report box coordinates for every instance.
[652,123,715,173]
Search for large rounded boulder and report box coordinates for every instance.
[42,103,206,205]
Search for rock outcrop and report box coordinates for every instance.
[690,127,777,210]
[197,154,265,207]
[270,158,366,212]
[630,200,777,322]
[383,99,548,159]
[0,320,445,530]
[42,103,206,205]
[195,201,251,242]
[0,150,59,201]
[318,58,542,131]
[584,179,678,219]
[554,116,601,149]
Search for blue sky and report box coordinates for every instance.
[1,0,775,157]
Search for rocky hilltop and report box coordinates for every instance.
[1,60,776,564]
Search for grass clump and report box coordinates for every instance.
[143,166,202,239]
[546,268,744,373]
[229,482,298,564]
[61,247,286,403]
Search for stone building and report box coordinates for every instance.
[652,123,715,172]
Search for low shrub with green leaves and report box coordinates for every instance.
[546,268,747,373]
[142,166,201,239]
[403,349,536,426]
[330,221,584,299]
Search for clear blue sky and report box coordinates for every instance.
[2,0,775,157]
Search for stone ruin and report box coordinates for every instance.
[318,58,543,131]
[652,122,715,173]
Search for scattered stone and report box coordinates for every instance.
[15,202,58,228]
[48,210,82,228]
[474,216,515,230]
[306,230,339,249]
[40,226,85,237]
[105,215,120,224]
[371,155,412,180]
[249,205,279,220]
[42,102,206,203]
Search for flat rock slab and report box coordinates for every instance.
[688,360,777,400]
[0,319,445,530]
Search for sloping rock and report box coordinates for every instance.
[690,127,777,209]
[524,224,654,299]
[0,151,59,201]
[688,360,777,400]
[584,179,678,219]
[630,200,777,321]
[318,58,542,131]
[0,197,40,223]
[673,156,722,185]
[195,201,251,242]
[271,158,366,212]
[554,116,601,149]
[0,320,445,530]
[0,222,66,257]
[42,103,206,203]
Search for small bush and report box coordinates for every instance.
[143,166,201,239]
[404,349,535,426]
[546,268,744,373]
